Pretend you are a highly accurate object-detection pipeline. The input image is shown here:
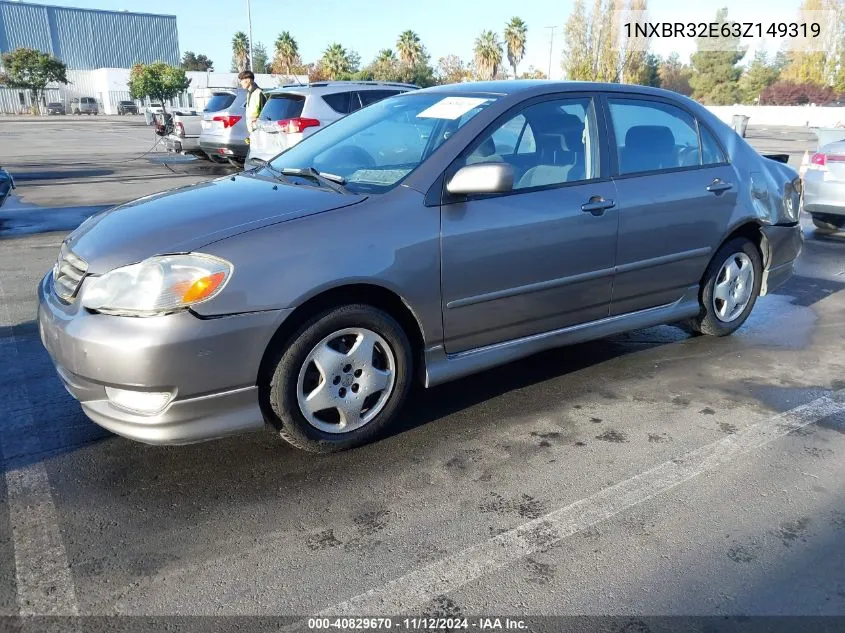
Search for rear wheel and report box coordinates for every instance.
[264,305,413,453]
[812,216,843,235]
[686,237,762,336]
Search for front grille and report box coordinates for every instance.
[52,245,88,302]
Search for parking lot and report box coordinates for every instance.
[1,116,844,625]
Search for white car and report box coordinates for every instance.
[245,81,418,167]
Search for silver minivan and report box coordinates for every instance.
[70,97,99,115]
[198,89,250,165]
[246,81,418,167]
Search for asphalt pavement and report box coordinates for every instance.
[0,119,843,628]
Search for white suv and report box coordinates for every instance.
[245,81,418,167]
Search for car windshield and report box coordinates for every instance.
[267,92,498,194]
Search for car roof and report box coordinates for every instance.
[418,80,689,100]
[265,81,419,96]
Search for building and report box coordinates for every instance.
[0,0,179,69]
[0,1,307,115]
[0,0,180,114]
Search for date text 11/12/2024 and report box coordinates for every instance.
[307,617,528,630]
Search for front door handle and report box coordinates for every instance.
[581,196,615,216]
[706,178,733,194]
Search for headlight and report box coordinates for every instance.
[81,253,233,316]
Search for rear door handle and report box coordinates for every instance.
[581,197,615,216]
[706,179,733,193]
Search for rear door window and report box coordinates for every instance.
[700,125,727,165]
[607,98,701,175]
[358,90,400,107]
[204,93,237,112]
[322,91,362,114]
[259,94,305,120]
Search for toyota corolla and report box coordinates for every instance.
[38,81,803,453]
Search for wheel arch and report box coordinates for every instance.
[257,283,428,390]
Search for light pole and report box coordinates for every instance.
[246,0,254,72]
[545,26,556,79]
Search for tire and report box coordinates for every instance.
[685,237,763,337]
[264,304,413,453]
[812,216,842,235]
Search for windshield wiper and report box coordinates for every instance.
[280,167,348,193]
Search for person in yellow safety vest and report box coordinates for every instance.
[238,70,266,144]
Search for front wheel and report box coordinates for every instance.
[685,237,762,336]
[264,305,413,453]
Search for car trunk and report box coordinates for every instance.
[817,141,845,183]
[201,92,239,139]
[253,93,307,155]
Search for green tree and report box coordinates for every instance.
[739,51,781,103]
[369,49,399,81]
[321,43,353,79]
[473,30,503,80]
[659,52,693,95]
[781,0,844,86]
[562,0,619,81]
[562,0,592,80]
[504,17,528,78]
[0,47,68,114]
[180,51,214,71]
[621,0,652,85]
[520,66,548,79]
[437,54,471,84]
[128,62,191,112]
[231,31,250,72]
[252,42,268,74]
[271,32,301,76]
[397,30,425,67]
[689,8,745,104]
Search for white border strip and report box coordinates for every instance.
[315,392,842,617]
[0,279,79,615]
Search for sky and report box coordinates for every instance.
[29,0,807,78]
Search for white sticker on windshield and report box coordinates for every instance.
[416,97,489,120]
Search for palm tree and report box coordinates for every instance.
[504,17,527,78]
[473,30,503,80]
[321,43,350,79]
[397,30,424,67]
[232,31,250,72]
[377,48,397,63]
[273,31,299,76]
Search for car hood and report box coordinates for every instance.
[65,173,366,274]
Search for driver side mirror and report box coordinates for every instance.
[446,163,514,196]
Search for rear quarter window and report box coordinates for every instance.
[260,94,306,120]
[322,92,356,114]
[204,93,237,112]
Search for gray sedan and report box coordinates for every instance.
[37,81,803,453]
[802,139,845,235]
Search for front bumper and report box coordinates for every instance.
[200,138,248,161]
[802,171,845,217]
[760,223,803,295]
[37,273,291,444]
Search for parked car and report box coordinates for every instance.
[70,97,99,115]
[46,102,65,115]
[199,89,250,166]
[117,100,139,115]
[802,139,845,234]
[37,81,803,453]
[0,166,14,208]
[246,81,419,168]
[164,110,204,157]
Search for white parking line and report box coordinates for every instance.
[0,279,79,616]
[311,392,843,618]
